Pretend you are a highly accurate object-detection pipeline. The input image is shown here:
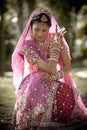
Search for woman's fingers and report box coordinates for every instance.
[60,27,66,32]
[59,27,67,36]
[57,27,66,38]
[55,25,65,34]
[40,73,52,82]
[55,25,67,41]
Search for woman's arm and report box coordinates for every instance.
[36,58,57,74]
[35,26,68,75]
[36,42,61,75]
[38,48,72,82]
[40,49,72,82]
[51,49,72,80]
[61,49,72,75]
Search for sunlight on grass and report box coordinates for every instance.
[75,70,87,78]
[72,68,87,95]
[0,76,15,116]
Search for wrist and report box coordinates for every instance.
[52,70,64,81]
[57,70,64,79]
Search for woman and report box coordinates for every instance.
[11,8,87,130]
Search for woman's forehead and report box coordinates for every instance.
[32,22,49,28]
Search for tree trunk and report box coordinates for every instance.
[0,7,5,76]
[17,0,36,33]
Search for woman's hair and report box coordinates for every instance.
[30,12,51,27]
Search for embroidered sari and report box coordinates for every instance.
[11,8,87,130]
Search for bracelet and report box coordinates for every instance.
[52,70,64,81]
[57,70,64,79]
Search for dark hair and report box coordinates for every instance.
[30,13,51,27]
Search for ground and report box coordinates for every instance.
[0,59,87,130]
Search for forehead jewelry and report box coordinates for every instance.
[41,15,48,22]
[35,8,51,18]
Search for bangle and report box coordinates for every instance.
[52,70,64,81]
[57,71,61,79]
[57,70,64,79]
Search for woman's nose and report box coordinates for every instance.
[38,31,43,36]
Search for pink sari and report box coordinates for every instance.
[11,8,87,129]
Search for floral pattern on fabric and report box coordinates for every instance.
[12,41,87,130]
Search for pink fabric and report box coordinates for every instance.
[12,41,87,129]
[11,7,75,90]
[11,8,87,129]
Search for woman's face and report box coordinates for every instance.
[31,22,49,43]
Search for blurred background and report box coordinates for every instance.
[0,0,87,130]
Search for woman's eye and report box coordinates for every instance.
[42,29,47,32]
[35,29,39,31]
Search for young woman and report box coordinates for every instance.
[11,8,87,130]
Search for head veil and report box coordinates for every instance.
[11,8,76,91]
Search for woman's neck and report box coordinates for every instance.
[36,40,45,45]
[38,42,44,45]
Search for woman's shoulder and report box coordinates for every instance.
[19,40,34,54]
[24,39,34,46]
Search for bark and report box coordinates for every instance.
[0,1,6,76]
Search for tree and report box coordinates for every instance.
[0,0,7,76]
[17,0,36,33]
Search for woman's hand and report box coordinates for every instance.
[40,73,53,83]
[44,25,66,53]
[55,25,67,42]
